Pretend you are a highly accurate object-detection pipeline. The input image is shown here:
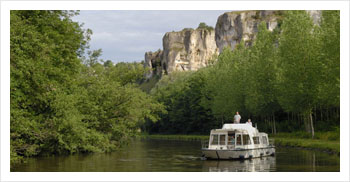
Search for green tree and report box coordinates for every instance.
[147,70,215,134]
[244,22,280,133]
[203,42,250,124]
[277,11,322,138]
[10,10,165,167]
[197,22,214,31]
[318,11,340,109]
[10,10,90,160]
[148,72,192,133]
[107,62,147,85]
[104,60,114,67]
[75,54,165,145]
[85,49,103,66]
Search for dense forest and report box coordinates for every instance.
[144,11,340,137]
[10,10,340,166]
[10,10,165,165]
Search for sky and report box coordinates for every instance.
[72,10,228,63]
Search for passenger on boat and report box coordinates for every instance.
[247,119,252,125]
[228,134,235,145]
[233,112,241,124]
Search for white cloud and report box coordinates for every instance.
[93,32,114,40]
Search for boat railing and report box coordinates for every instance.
[201,140,209,149]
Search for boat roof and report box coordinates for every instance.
[222,123,256,130]
[211,123,260,136]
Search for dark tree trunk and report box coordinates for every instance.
[320,106,323,121]
[303,113,311,133]
[273,113,277,134]
[221,114,224,125]
[314,105,317,124]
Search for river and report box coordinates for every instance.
[11,138,339,172]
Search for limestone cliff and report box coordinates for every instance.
[307,10,322,24]
[215,10,282,52]
[144,10,322,78]
[215,10,322,52]
[162,28,218,75]
[144,50,163,79]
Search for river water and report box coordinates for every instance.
[12,138,339,172]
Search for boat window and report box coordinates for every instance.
[211,134,218,145]
[262,136,268,145]
[253,136,260,144]
[236,134,242,145]
[219,135,226,145]
[228,133,235,145]
[243,134,251,145]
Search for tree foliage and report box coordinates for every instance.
[10,10,165,167]
[197,22,214,31]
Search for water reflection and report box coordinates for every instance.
[275,147,339,172]
[203,157,276,172]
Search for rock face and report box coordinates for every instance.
[144,50,163,79]
[215,10,282,52]
[215,10,322,52]
[307,10,322,24]
[162,28,218,74]
[144,10,322,78]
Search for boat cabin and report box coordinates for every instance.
[207,123,270,150]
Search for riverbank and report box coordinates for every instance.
[272,137,339,155]
[270,131,340,155]
[140,133,340,155]
[139,134,208,141]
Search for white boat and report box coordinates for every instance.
[201,123,275,160]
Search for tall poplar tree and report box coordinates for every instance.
[278,11,322,138]
[245,22,279,133]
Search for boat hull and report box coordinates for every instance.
[202,147,275,160]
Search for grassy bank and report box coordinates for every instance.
[141,132,340,155]
[272,137,339,154]
[270,131,340,155]
[139,134,208,141]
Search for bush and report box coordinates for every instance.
[197,22,214,31]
